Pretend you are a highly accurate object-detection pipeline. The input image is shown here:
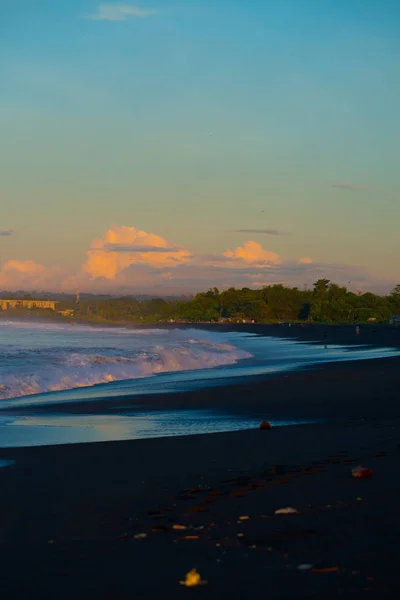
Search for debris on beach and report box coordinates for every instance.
[259,421,272,430]
[352,466,373,479]
[274,507,299,515]
[179,569,207,587]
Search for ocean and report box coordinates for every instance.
[0,320,399,448]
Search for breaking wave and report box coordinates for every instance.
[0,323,252,400]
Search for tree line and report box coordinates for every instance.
[72,280,400,324]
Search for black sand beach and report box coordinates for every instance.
[1,324,400,598]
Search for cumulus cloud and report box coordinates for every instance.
[223,240,281,267]
[298,257,313,264]
[234,229,286,236]
[84,225,192,279]
[330,183,380,192]
[77,235,285,293]
[0,229,13,237]
[86,4,157,21]
[0,260,65,290]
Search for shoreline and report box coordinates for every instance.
[0,322,399,423]
[3,354,400,422]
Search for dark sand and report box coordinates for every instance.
[1,324,400,598]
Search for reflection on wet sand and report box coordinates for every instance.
[0,411,313,448]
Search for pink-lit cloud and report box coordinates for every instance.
[298,257,313,264]
[83,225,192,280]
[223,240,281,266]
[0,260,65,290]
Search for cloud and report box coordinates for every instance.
[298,257,313,264]
[234,229,287,236]
[103,243,182,254]
[330,183,380,192]
[0,225,393,295]
[83,225,192,279]
[0,230,13,237]
[0,260,65,290]
[86,4,157,21]
[223,241,281,267]
[80,235,284,293]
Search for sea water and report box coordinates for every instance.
[0,321,251,400]
[0,320,399,447]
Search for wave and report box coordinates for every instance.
[0,338,252,400]
[0,320,168,335]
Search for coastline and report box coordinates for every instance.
[1,322,399,424]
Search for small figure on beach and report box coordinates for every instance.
[323,331,328,348]
[356,325,360,335]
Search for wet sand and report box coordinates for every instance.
[0,324,400,598]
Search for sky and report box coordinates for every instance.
[1,0,399,295]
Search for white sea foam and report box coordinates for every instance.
[0,324,252,400]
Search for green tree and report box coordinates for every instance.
[391,284,400,296]
[313,278,330,298]
[390,285,400,312]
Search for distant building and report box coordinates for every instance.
[0,299,59,311]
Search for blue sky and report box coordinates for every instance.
[1,0,399,293]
